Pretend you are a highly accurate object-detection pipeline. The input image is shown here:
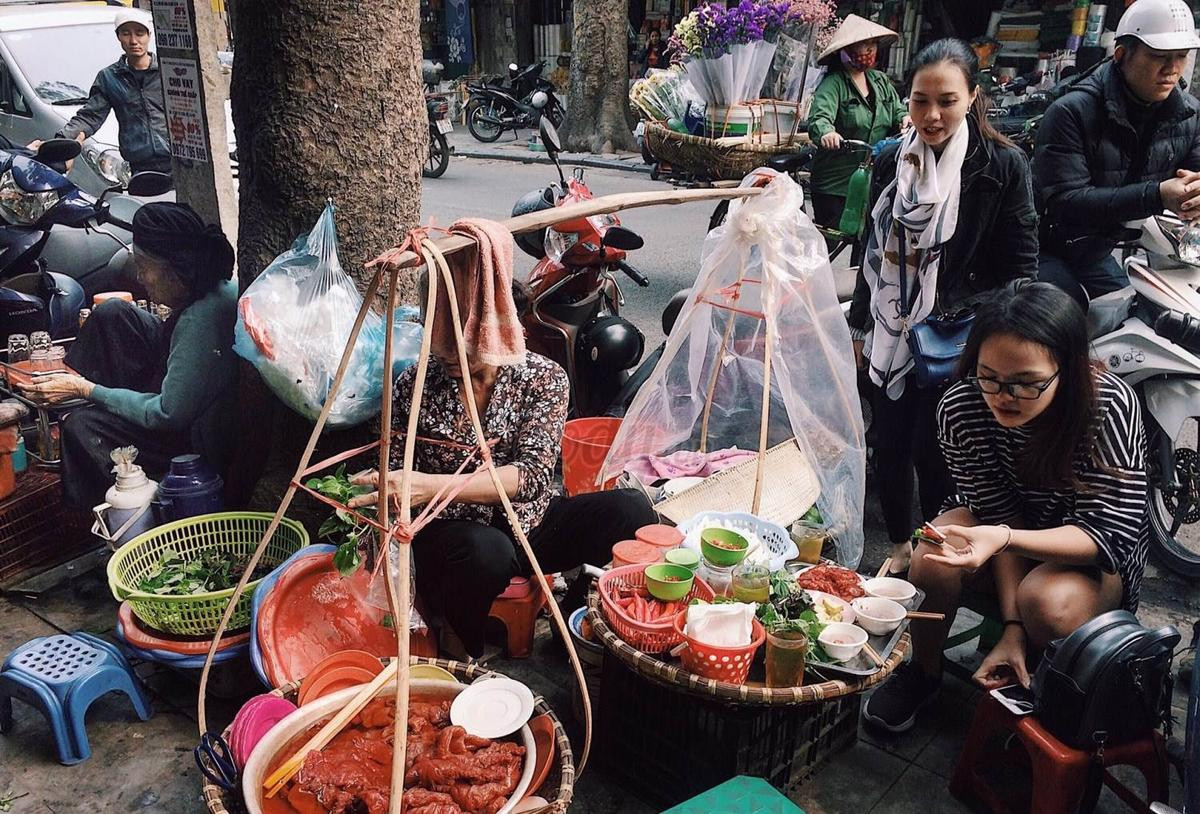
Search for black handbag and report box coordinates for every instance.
[897,225,974,389]
[1032,609,1179,750]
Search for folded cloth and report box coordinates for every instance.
[685,602,756,648]
[623,447,759,485]
[433,218,526,367]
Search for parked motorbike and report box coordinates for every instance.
[510,118,658,416]
[466,61,563,143]
[424,93,452,179]
[0,138,169,338]
[1088,214,1200,576]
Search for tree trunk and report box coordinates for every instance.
[562,0,637,153]
[227,0,424,514]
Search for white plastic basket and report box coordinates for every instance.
[677,511,797,572]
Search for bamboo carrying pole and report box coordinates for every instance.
[197,184,764,807]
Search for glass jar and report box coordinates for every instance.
[791,520,828,565]
[731,561,770,604]
[6,334,29,364]
[765,629,809,688]
[698,559,735,597]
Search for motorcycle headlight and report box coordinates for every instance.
[544,228,579,262]
[82,144,131,186]
[531,90,549,109]
[0,170,60,225]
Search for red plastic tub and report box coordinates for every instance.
[561,417,622,496]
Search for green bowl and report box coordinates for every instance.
[700,528,749,567]
[664,547,701,571]
[644,563,695,601]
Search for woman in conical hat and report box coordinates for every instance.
[807,14,909,249]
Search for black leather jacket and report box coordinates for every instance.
[849,117,1039,331]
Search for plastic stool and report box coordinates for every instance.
[949,695,1168,814]
[487,575,553,659]
[0,633,152,765]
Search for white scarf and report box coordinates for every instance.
[863,123,969,400]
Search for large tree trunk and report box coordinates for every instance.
[228,0,424,514]
[562,0,636,153]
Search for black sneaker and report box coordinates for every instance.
[862,662,940,733]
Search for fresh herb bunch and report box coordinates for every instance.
[305,464,372,577]
[756,569,830,661]
[136,550,267,595]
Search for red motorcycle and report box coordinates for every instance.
[511,121,654,416]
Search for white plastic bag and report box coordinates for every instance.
[602,171,866,567]
[233,204,422,428]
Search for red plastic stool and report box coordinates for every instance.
[950,695,1169,814]
[487,575,553,658]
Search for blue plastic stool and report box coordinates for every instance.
[0,632,153,765]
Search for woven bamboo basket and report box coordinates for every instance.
[202,657,576,814]
[585,589,908,706]
[644,121,810,181]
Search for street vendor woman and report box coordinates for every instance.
[806,15,910,238]
[863,282,1149,733]
[21,203,238,508]
[349,219,655,659]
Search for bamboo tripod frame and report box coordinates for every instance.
[192,184,763,814]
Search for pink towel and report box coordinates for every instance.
[432,218,526,367]
[624,447,759,485]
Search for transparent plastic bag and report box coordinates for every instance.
[602,170,866,567]
[233,204,423,428]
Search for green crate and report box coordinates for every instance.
[106,512,308,636]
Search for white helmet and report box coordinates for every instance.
[1116,0,1200,51]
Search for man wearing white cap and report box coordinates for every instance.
[54,9,172,182]
[1033,0,1200,304]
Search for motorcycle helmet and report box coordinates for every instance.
[511,188,555,259]
[531,90,549,109]
[1116,0,1200,51]
[662,288,689,336]
[577,315,644,372]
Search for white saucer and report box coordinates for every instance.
[449,676,535,739]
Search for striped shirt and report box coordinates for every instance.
[936,371,1149,610]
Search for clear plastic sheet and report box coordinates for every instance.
[684,40,778,107]
[602,170,866,567]
[233,204,423,428]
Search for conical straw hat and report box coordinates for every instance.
[817,14,900,66]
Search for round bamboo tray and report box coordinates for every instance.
[585,589,908,706]
[643,121,810,181]
[202,656,575,814]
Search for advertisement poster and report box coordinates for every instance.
[151,0,196,51]
[160,57,210,162]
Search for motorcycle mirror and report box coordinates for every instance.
[600,226,644,251]
[35,138,82,165]
[126,171,173,197]
[539,117,562,156]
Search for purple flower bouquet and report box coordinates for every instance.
[673,0,790,108]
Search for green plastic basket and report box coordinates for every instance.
[106,512,309,637]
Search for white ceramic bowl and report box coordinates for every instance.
[242,678,535,814]
[818,622,868,662]
[862,576,918,609]
[806,590,856,626]
[851,596,906,636]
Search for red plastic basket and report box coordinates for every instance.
[598,564,715,654]
[672,613,766,685]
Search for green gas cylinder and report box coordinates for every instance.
[838,160,871,237]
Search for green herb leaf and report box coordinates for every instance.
[381,614,394,629]
[333,540,362,577]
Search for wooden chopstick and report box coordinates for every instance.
[863,643,884,668]
[906,611,946,621]
[263,659,399,797]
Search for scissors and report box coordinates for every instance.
[194,731,238,791]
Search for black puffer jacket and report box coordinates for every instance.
[849,117,1039,331]
[57,55,172,173]
[1032,61,1200,263]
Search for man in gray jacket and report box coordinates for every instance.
[55,10,172,181]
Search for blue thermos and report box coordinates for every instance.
[155,454,224,523]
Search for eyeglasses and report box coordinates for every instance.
[966,371,1059,400]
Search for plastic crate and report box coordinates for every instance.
[596,652,858,809]
[0,470,94,588]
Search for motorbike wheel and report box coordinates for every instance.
[466,98,503,143]
[1147,416,1200,577]
[423,129,450,179]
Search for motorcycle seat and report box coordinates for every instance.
[766,150,815,174]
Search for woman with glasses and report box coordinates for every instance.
[863,282,1149,733]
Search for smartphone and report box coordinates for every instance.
[990,684,1035,716]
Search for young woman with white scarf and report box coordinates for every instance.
[847,39,1038,580]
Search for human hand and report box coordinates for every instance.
[973,625,1030,689]
[26,139,43,151]
[852,338,866,370]
[347,469,438,511]
[820,131,844,150]
[900,115,912,132]
[923,523,1010,570]
[1160,169,1200,220]
[20,373,92,403]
